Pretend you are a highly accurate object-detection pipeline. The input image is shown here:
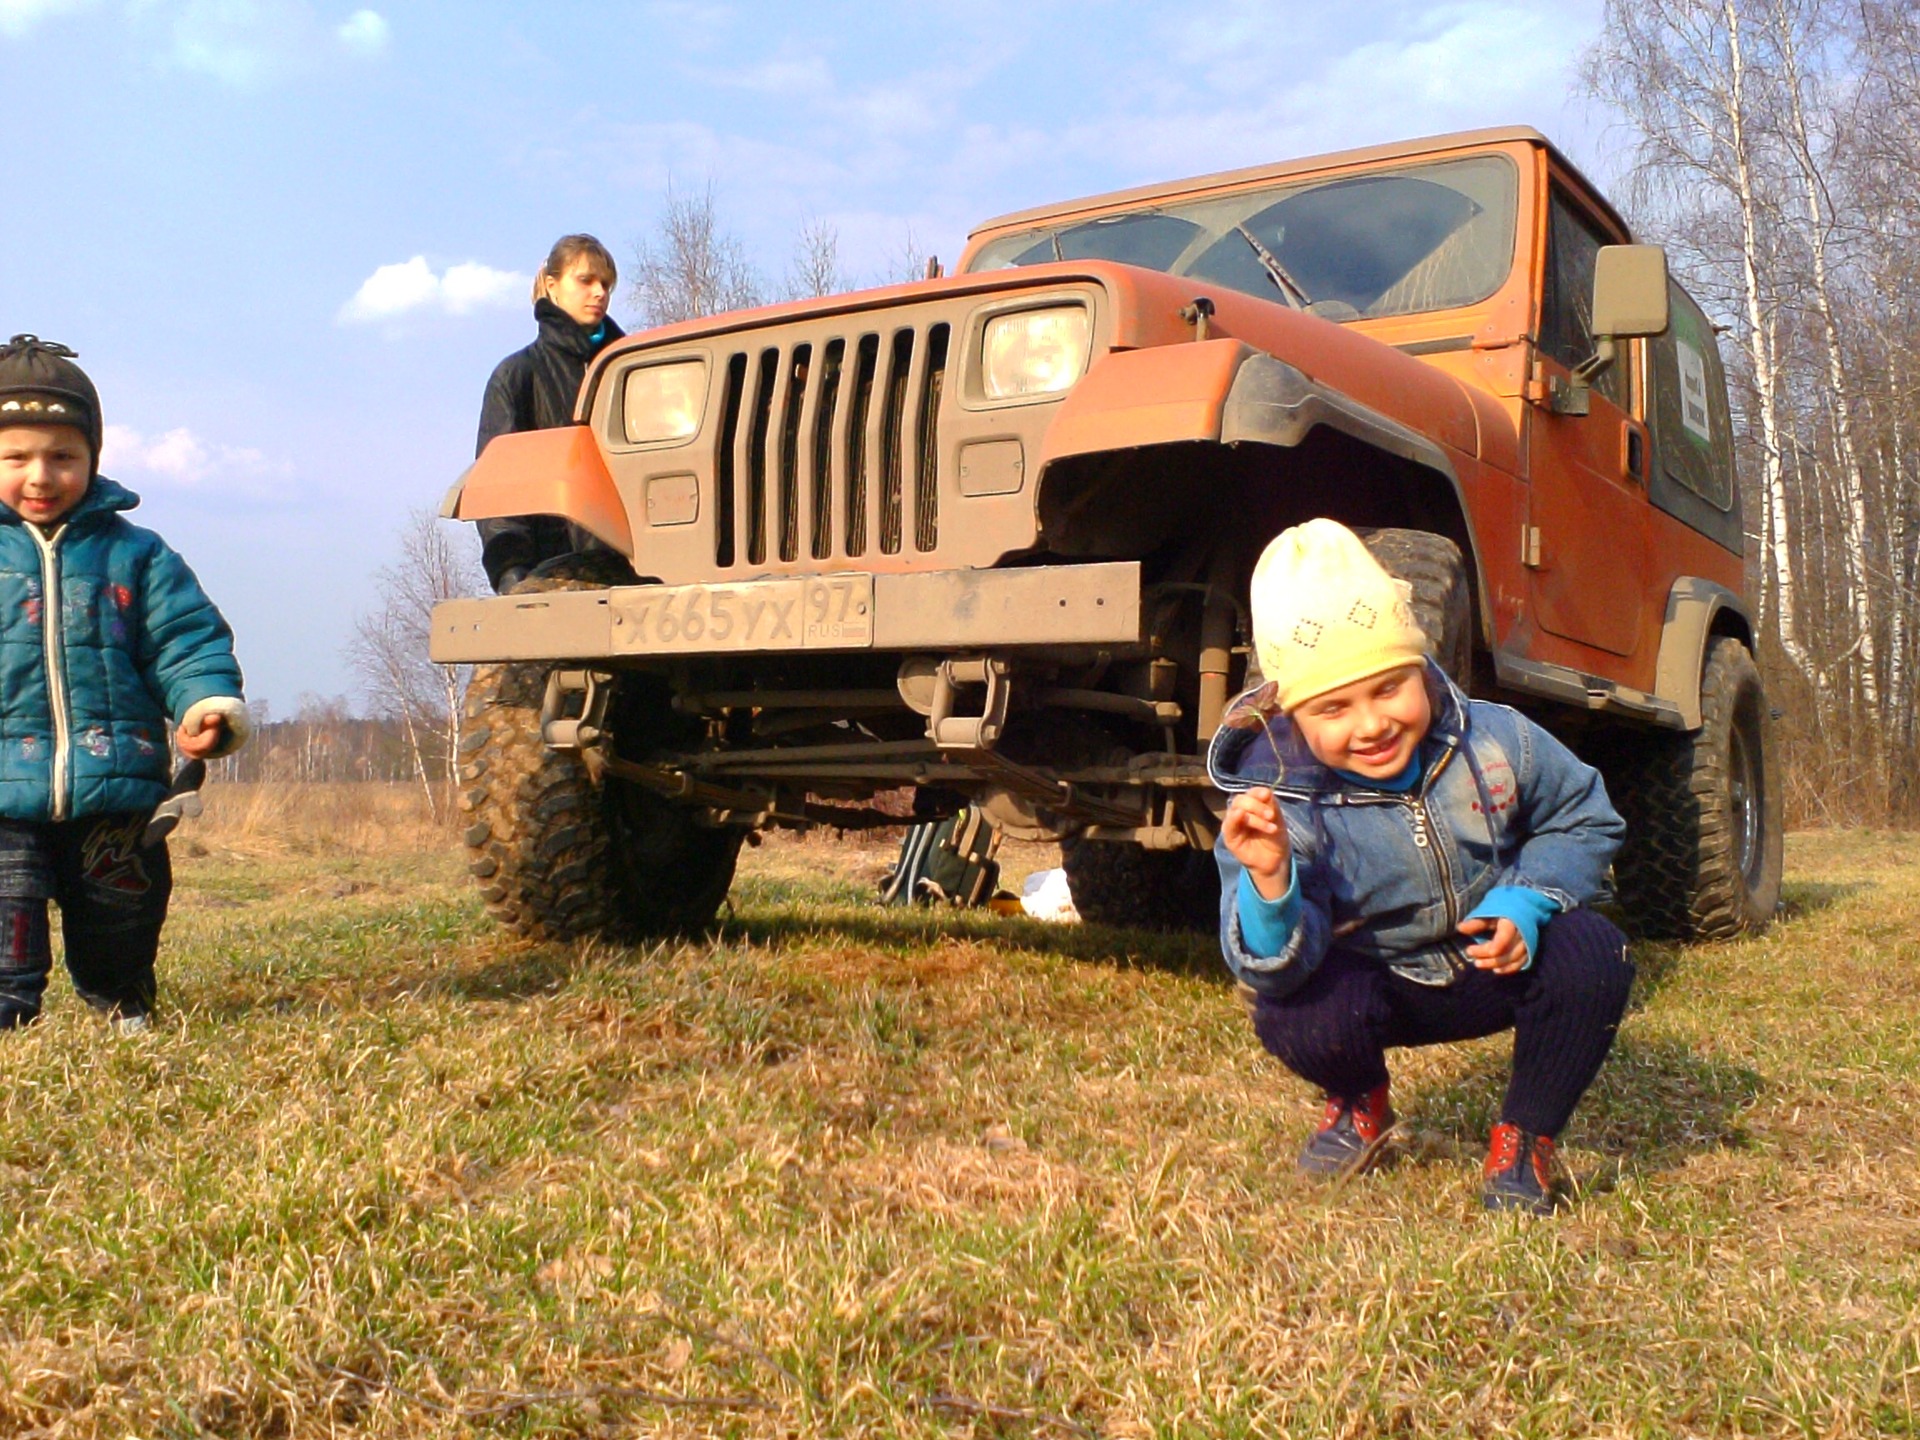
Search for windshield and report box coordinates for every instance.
[967,154,1518,323]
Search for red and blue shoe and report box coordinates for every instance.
[1298,1083,1394,1176]
[1481,1123,1561,1215]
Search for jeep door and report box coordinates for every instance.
[1524,184,1652,660]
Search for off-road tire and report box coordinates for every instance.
[458,554,740,942]
[1601,636,1781,940]
[1354,527,1473,682]
[1060,837,1220,932]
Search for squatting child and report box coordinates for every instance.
[0,335,247,1030]
[1210,518,1632,1213]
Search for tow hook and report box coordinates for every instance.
[541,669,612,752]
[926,656,1012,750]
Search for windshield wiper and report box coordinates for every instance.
[1233,223,1312,309]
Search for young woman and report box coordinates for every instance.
[473,234,625,593]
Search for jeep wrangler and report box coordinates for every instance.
[432,126,1781,942]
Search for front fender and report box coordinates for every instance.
[1034,342,1467,485]
[441,425,634,556]
[1218,352,1464,482]
[1034,339,1253,465]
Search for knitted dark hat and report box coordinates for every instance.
[0,335,102,471]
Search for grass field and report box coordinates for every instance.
[0,784,1914,1438]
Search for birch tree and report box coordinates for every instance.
[1583,0,1818,687]
[1582,0,1920,817]
[348,510,486,819]
[1765,0,1879,720]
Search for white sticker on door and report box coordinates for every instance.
[1676,340,1712,441]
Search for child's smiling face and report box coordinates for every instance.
[0,424,91,526]
[1289,663,1432,779]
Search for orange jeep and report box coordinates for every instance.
[433,126,1779,942]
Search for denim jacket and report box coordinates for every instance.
[1207,661,1624,996]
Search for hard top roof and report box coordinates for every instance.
[967,126,1629,243]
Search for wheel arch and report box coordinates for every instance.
[1654,577,1756,730]
[1220,353,1489,652]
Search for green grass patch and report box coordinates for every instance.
[0,829,1914,1436]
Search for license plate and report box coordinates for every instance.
[610,574,874,654]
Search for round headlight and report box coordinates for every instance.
[622,360,708,445]
[981,306,1090,400]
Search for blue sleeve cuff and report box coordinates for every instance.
[1237,860,1301,958]
[1466,885,1562,969]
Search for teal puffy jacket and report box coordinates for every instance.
[0,476,242,821]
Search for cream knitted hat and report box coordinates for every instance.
[1250,519,1428,711]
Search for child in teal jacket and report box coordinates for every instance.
[0,336,248,1028]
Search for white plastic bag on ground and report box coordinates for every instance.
[1020,867,1080,923]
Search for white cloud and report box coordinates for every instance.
[335,6,385,56]
[0,0,92,38]
[147,0,390,87]
[101,422,287,491]
[537,1,1609,302]
[161,0,300,86]
[338,256,528,324]
[641,0,731,53]
[921,1,1607,228]
[439,260,525,312]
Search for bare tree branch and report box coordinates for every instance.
[629,180,763,326]
[784,217,846,299]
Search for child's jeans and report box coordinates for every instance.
[1248,908,1634,1137]
[0,813,172,1026]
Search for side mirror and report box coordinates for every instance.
[1545,244,1671,416]
[1592,245,1670,340]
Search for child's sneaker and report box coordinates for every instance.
[1481,1123,1560,1214]
[80,993,152,1036]
[1298,1083,1393,1175]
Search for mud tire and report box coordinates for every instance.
[458,554,741,942]
[1599,636,1782,940]
[1354,527,1473,682]
[1059,837,1220,932]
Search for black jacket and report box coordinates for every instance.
[474,298,625,592]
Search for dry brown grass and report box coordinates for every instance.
[194,780,457,858]
[0,799,1914,1437]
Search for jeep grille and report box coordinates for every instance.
[713,322,951,569]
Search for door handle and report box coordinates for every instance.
[1622,420,1649,483]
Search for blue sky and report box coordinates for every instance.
[0,0,1610,714]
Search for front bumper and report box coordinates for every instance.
[429,560,1142,664]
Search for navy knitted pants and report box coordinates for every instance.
[0,813,172,1026]
[1249,907,1634,1137]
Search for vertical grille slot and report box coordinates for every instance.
[878,328,915,555]
[745,348,777,566]
[777,344,810,562]
[714,352,747,568]
[913,323,949,553]
[845,334,879,557]
[811,339,845,559]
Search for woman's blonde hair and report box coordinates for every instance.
[533,233,617,303]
